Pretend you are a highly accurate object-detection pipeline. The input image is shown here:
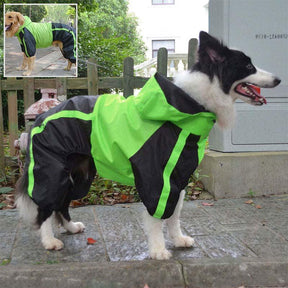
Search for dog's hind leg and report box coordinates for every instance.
[166,190,195,248]
[143,210,172,260]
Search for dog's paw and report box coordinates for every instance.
[65,221,85,234]
[22,71,32,76]
[150,249,172,260]
[73,222,85,233]
[17,66,27,71]
[42,238,64,250]
[173,235,195,248]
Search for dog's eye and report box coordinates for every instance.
[246,64,254,70]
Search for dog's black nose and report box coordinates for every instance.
[274,77,281,86]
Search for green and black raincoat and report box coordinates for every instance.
[15,16,76,63]
[26,73,216,219]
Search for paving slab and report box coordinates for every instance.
[1,195,288,287]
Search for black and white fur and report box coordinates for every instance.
[16,31,281,260]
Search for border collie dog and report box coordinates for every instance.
[16,31,280,260]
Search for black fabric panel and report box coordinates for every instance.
[31,140,69,210]
[19,28,36,57]
[67,155,96,201]
[39,118,92,153]
[20,43,25,54]
[31,116,94,209]
[130,122,181,216]
[161,133,200,219]
[34,96,98,126]
[52,23,76,63]
[29,96,98,209]
[154,72,208,115]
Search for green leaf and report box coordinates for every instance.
[0,203,7,209]
[0,187,14,194]
[1,259,10,266]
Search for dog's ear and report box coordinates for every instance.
[16,12,25,26]
[198,31,226,63]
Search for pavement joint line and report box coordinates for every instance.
[177,259,189,288]
[10,216,21,262]
[92,206,110,262]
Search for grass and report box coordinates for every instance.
[1,259,11,266]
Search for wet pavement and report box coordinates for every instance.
[1,195,288,287]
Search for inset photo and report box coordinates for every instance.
[4,3,77,77]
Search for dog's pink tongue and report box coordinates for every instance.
[250,85,267,104]
[5,25,11,31]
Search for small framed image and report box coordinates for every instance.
[4,3,78,77]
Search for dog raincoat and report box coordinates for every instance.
[15,16,76,63]
[26,73,216,219]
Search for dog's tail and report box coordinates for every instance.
[15,172,39,228]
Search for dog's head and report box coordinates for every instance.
[195,31,281,106]
[5,11,25,37]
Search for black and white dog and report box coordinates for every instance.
[16,31,280,260]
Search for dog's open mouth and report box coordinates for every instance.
[5,23,13,31]
[234,83,267,105]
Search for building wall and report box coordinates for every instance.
[129,0,208,59]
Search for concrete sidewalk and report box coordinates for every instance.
[4,37,77,77]
[1,195,288,287]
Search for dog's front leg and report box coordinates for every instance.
[17,53,28,71]
[40,215,64,250]
[166,190,195,248]
[143,210,172,260]
[23,56,35,76]
[59,214,85,234]
[64,60,72,71]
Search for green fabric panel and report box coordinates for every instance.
[134,76,216,139]
[16,16,53,48]
[134,76,195,123]
[28,110,94,198]
[90,93,161,186]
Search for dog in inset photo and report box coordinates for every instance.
[5,11,76,76]
[16,31,281,260]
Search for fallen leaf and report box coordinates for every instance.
[87,238,97,245]
[70,200,83,207]
[120,194,129,201]
[245,200,254,204]
[255,205,262,209]
[202,202,214,206]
